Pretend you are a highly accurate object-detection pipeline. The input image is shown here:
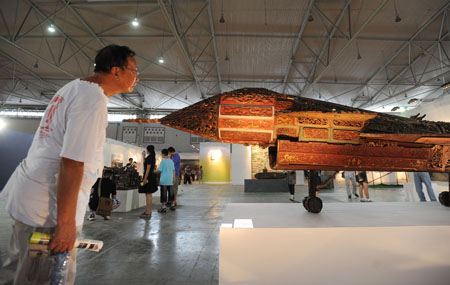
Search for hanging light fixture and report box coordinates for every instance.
[158,56,165,64]
[393,0,401,22]
[33,60,39,69]
[132,1,140,27]
[47,24,56,33]
[391,106,400,112]
[219,0,225,23]
[308,14,314,22]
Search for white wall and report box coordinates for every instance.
[102,138,146,176]
[231,144,252,185]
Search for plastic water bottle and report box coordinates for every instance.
[51,252,71,285]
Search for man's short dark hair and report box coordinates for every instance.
[94,45,136,73]
[162,149,169,156]
[168,147,175,153]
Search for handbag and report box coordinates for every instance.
[96,178,112,217]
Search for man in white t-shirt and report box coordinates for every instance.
[0,45,139,284]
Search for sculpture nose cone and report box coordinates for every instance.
[160,95,221,141]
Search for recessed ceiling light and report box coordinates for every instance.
[132,18,139,27]
[47,24,56,33]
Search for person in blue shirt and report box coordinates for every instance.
[168,147,181,207]
[156,148,176,212]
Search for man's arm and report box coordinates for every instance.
[49,157,84,253]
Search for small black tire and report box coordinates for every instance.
[307,197,323,214]
[302,197,310,212]
[438,191,450,207]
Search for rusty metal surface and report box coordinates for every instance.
[160,88,450,172]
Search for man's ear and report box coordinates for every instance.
[111,66,121,77]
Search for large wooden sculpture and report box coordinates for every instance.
[160,88,450,212]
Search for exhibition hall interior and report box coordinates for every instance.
[1,0,450,284]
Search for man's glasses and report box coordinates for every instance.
[124,67,139,76]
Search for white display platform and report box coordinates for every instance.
[220,203,450,285]
[115,189,160,212]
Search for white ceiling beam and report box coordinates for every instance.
[25,0,92,64]
[60,0,105,47]
[300,0,389,97]
[369,70,450,110]
[281,0,314,93]
[357,2,450,108]
[206,0,222,93]
[301,0,351,95]
[158,0,205,98]
[0,35,76,78]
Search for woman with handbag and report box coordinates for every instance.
[139,145,158,219]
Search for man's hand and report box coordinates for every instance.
[49,223,76,252]
[53,157,84,252]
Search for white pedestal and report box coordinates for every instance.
[115,189,160,212]
[220,203,450,285]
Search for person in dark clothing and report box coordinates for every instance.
[139,145,158,219]
[357,171,372,202]
[88,170,118,220]
[288,171,298,202]
[184,166,192,184]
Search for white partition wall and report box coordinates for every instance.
[102,138,146,175]
[231,144,252,185]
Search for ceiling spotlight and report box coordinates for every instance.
[308,14,314,22]
[391,106,400,112]
[132,18,139,27]
[219,12,225,23]
[33,61,39,69]
[408,98,418,104]
[395,15,402,23]
[357,52,362,60]
[224,54,229,61]
[47,24,56,33]
[158,56,164,64]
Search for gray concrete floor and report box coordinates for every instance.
[0,181,411,284]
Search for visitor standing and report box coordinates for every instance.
[139,145,158,219]
[157,149,176,212]
[288,171,298,202]
[344,171,359,199]
[413,172,437,202]
[168,147,180,207]
[357,171,372,202]
[0,45,139,284]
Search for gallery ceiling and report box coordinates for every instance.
[1,0,449,117]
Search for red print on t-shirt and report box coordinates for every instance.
[39,95,64,138]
